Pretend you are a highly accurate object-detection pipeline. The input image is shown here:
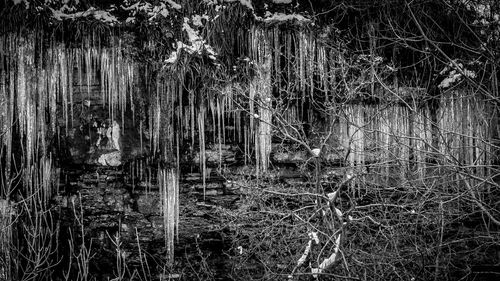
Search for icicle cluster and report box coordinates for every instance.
[24,155,57,208]
[249,26,346,100]
[0,31,137,199]
[437,91,491,176]
[0,33,55,198]
[240,25,492,181]
[340,104,419,179]
[249,26,272,174]
[149,24,348,178]
[337,95,488,182]
[74,36,138,129]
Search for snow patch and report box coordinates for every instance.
[165,18,217,64]
[93,10,119,24]
[50,7,91,20]
[438,61,476,89]
[183,20,204,46]
[259,12,311,23]
[12,0,30,8]
[50,7,118,25]
[358,54,384,64]
[165,0,181,10]
[122,0,180,22]
[59,4,76,13]
[461,1,492,18]
[202,0,217,5]
[204,0,311,24]
[223,0,254,10]
[309,232,319,244]
[165,50,179,64]
[121,1,142,11]
[192,14,210,27]
[238,0,254,10]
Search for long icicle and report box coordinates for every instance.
[159,167,179,264]
[198,103,206,200]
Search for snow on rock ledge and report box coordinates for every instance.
[260,12,312,23]
[49,7,119,25]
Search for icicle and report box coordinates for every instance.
[0,56,4,176]
[147,164,151,194]
[59,46,69,135]
[118,42,125,128]
[198,104,206,200]
[286,31,292,95]
[0,72,6,188]
[249,26,256,142]
[0,198,13,280]
[17,41,27,138]
[217,98,222,170]
[159,167,179,264]
[274,27,280,91]
[244,125,248,166]
[210,98,217,143]
[85,44,91,99]
[5,59,15,183]
[153,83,161,156]
[68,48,74,129]
[177,78,183,150]
[183,105,189,140]
[318,46,326,93]
[101,49,107,107]
[76,48,83,100]
[299,30,306,95]
[110,47,116,123]
[190,90,195,149]
[129,63,135,124]
[221,93,226,145]
[40,156,55,206]
[49,51,58,136]
[26,100,35,169]
[149,90,154,156]
[236,105,241,143]
[139,159,143,181]
[309,32,315,97]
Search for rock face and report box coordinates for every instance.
[91,120,123,166]
[54,166,240,281]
